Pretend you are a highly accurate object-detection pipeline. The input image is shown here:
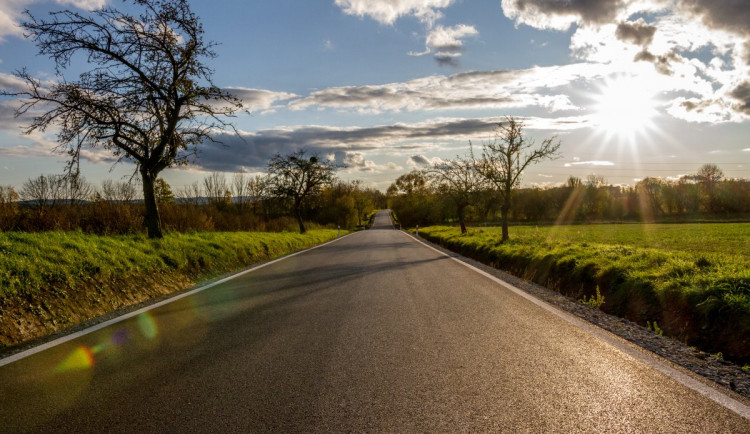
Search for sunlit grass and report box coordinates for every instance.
[0,229,343,297]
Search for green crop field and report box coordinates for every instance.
[417,223,750,362]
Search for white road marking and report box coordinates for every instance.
[0,233,354,368]
[404,231,750,421]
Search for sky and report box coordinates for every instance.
[1,0,749,192]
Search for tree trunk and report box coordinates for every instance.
[501,192,510,242]
[294,199,306,234]
[457,204,467,234]
[141,168,163,239]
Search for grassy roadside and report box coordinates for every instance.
[0,229,344,349]
[416,224,750,363]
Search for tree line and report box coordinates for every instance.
[389,161,750,232]
[0,150,386,234]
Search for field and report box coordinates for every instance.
[0,229,343,348]
[417,223,750,362]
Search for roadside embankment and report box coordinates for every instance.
[0,230,342,350]
[416,225,750,364]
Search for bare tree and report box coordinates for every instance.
[0,185,20,230]
[20,174,66,211]
[246,175,268,215]
[231,172,248,207]
[65,174,95,205]
[426,155,486,233]
[203,172,228,204]
[3,0,242,238]
[475,117,561,241]
[267,150,337,234]
[101,179,137,202]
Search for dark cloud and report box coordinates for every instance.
[508,0,623,26]
[191,118,498,172]
[408,154,432,166]
[634,49,679,75]
[730,81,750,114]
[615,19,656,46]
[680,0,750,36]
[678,0,750,64]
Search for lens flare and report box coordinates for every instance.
[55,346,95,373]
[137,312,158,340]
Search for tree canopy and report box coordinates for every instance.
[267,150,338,234]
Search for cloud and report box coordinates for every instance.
[501,0,623,31]
[406,154,446,168]
[729,81,750,115]
[289,63,609,113]
[409,24,479,66]
[615,18,657,46]
[334,0,454,26]
[564,160,615,167]
[189,117,504,172]
[339,151,404,173]
[224,87,298,113]
[500,0,750,123]
[0,0,107,42]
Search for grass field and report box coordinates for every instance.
[0,229,344,347]
[417,223,750,362]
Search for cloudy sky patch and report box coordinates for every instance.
[0,0,748,188]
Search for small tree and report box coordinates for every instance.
[4,0,242,238]
[154,178,175,204]
[426,155,486,234]
[475,117,561,241]
[696,163,724,213]
[351,181,375,227]
[267,150,337,234]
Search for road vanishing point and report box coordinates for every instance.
[2,211,750,432]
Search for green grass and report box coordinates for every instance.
[0,229,343,298]
[417,223,750,363]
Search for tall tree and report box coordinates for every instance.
[426,155,486,234]
[267,150,337,234]
[475,117,561,241]
[3,0,242,238]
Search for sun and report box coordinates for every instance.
[591,75,659,144]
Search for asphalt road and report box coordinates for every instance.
[2,211,750,432]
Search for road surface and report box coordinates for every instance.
[1,211,749,432]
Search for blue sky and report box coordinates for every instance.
[1,0,749,191]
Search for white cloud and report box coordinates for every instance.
[500,0,750,123]
[340,151,403,173]
[564,161,615,167]
[407,154,443,167]
[0,0,107,42]
[743,148,750,152]
[289,63,610,113]
[334,0,454,26]
[409,24,479,66]
[224,87,298,113]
